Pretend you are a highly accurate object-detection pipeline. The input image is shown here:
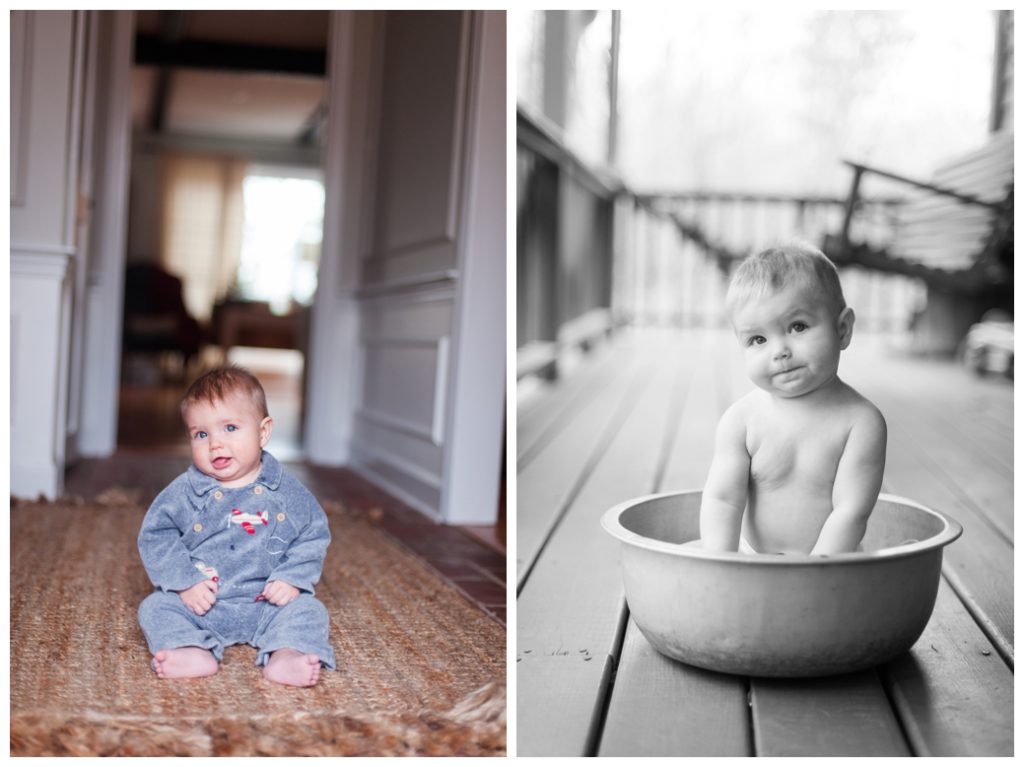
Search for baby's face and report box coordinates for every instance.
[183,392,273,487]
[731,282,851,399]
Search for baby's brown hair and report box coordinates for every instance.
[725,242,847,319]
[181,365,269,419]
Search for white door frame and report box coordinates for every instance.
[302,11,378,466]
[76,10,133,457]
[439,10,507,525]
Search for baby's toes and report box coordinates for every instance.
[306,654,321,684]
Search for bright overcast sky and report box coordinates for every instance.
[615,9,996,194]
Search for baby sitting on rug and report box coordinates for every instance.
[698,242,887,555]
[137,365,335,686]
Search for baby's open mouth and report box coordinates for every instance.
[212,457,232,469]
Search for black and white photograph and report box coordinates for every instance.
[515,9,1012,757]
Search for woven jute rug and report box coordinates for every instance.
[10,492,506,756]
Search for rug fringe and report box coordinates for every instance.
[443,680,507,725]
[11,706,507,757]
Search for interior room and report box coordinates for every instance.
[11,10,507,755]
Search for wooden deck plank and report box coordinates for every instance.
[880,578,1014,756]
[517,653,615,757]
[880,421,1013,658]
[870,386,1012,542]
[659,332,732,491]
[751,670,910,756]
[858,356,1013,474]
[517,337,689,756]
[598,619,752,757]
[516,341,653,587]
[872,376,1008,449]
[517,335,636,466]
[845,341,1012,469]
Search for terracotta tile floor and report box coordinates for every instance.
[297,463,507,626]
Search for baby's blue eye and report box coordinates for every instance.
[226,424,238,432]
[193,431,208,440]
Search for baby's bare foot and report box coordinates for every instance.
[263,649,322,687]
[151,647,218,679]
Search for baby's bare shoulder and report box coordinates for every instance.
[837,387,886,451]
[719,390,762,429]
[842,386,885,426]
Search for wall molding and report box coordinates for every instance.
[349,440,445,521]
[431,335,449,445]
[364,234,455,263]
[362,241,458,287]
[11,250,74,499]
[445,11,472,246]
[10,462,62,500]
[358,447,443,491]
[349,459,442,522]
[63,10,87,250]
[357,335,449,446]
[10,11,34,207]
[360,337,441,348]
[363,11,466,280]
[356,407,436,444]
[357,269,457,299]
[10,11,80,252]
[11,251,74,279]
[352,436,444,491]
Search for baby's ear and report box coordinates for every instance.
[837,307,855,350]
[259,416,274,447]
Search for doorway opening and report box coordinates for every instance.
[117,10,328,458]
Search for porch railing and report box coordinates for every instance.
[517,107,925,379]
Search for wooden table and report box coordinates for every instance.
[212,300,308,353]
[516,328,1012,756]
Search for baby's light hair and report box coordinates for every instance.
[181,365,269,420]
[725,242,846,319]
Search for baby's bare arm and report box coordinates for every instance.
[700,402,751,551]
[811,405,887,555]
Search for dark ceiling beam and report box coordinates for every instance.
[149,10,186,132]
[298,102,327,147]
[135,34,327,76]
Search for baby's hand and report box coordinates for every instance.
[178,579,218,616]
[261,580,300,606]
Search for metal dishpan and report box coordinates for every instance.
[601,491,963,677]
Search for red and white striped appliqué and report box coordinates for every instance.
[230,508,269,534]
